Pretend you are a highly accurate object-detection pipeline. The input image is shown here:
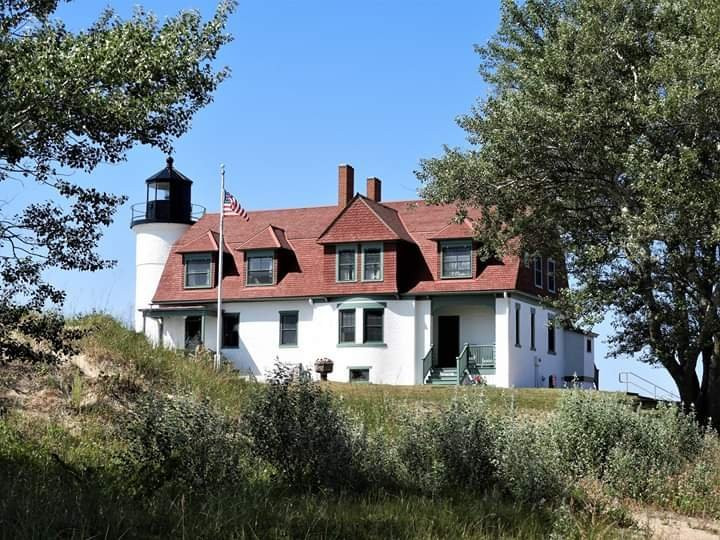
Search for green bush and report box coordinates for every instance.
[117,392,249,496]
[244,371,366,490]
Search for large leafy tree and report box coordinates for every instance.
[419,0,720,427]
[0,0,235,362]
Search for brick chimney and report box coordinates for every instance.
[366,177,381,202]
[338,164,354,207]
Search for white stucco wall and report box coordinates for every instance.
[133,222,190,335]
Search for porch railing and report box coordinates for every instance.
[457,343,496,384]
[422,345,434,384]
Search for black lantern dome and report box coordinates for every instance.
[131,157,202,227]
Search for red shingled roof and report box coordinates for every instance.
[176,230,229,253]
[429,219,475,241]
[152,199,547,303]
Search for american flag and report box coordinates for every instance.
[223,190,250,221]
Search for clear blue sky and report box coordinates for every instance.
[9,0,678,393]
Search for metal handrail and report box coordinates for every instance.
[130,202,206,226]
[457,343,470,385]
[422,345,434,384]
[618,371,680,401]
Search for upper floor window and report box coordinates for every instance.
[337,246,357,282]
[184,254,212,289]
[362,244,383,281]
[246,251,274,286]
[441,241,472,279]
[533,256,543,288]
[547,259,556,292]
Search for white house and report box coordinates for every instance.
[132,158,597,387]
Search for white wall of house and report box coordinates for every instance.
[133,221,190,335]
[414,299,432,384]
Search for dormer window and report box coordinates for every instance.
[533,256,543,288]
[184,253,212,288]
[547,258,556,292]
[337,245,357,282]
[440,241,472,279]
[361,244,383,281]
[246,250,274,286]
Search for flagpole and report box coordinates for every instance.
[215,164,225,370]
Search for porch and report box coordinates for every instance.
[420,295,497,385]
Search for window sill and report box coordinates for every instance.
[337,342,387,348]
[336,280,358,284]
[279,344,298,349]
[360,279,383,283]
[184,285,213,290]
[440,275,473,280]
[245,283,275,287]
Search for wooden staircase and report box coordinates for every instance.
[426,367,458,386]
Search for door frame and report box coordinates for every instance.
[437,315,460,368]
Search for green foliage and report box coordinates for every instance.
[418,0,720,426]
[116,392,249,496]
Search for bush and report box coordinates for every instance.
[117,392,249,496]
[244,369,365,490]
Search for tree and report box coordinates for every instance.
[418,0,720,427]
[0,0,235,362]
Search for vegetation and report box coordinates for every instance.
[2,314,720,538]
[418,0,720,429]
[0,0,235,364]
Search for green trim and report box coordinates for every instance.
[338,308,356,343]
[547,258,556,292]
[183,253,213,289]
[245,250,276,287]
[279,310,299,346]
[361,242,383,282]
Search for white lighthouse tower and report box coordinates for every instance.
[131,157,200,340]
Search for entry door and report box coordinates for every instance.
[438,316,460,368]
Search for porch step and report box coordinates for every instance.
[426,367,459,385]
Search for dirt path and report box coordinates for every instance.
[634,510,720,539]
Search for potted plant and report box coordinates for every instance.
[314,357,334,381]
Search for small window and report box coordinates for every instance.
[337,246,357,282]
[530,308,536,350]
[349,368,370,383]
[184,315,202,349]
[149,181,170,201]
[246,252,274,285]
[586,338,592,353]
[441,242,472,278]
[547,314,556,354]
[222,313,239,348]
[533,256,543,288]
[363,309,384,343]
[514,303,521,347]
[339,309,356,343]
[362,244,383,281]
[280,311,298,346]
[185,254,212,288]
[547,259,556,292]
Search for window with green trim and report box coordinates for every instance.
[339,309,355,343]
[184,254,212,288]
[337,246,357,282]
[440,242,472,278]
[363,308,384,343]
[349,368,370,383]
[362,244,382,281]
[246,251,274,285]
[279,311,298,346]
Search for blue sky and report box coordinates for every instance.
[10,0,678,393]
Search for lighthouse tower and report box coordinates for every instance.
[131,157,199,337]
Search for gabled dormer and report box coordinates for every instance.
[237,225,294,286]
[176,230,230,289]
[429,219,477,280]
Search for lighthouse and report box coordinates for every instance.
[130,157,202,338]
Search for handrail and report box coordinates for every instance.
[456,343,470,385]
[618,371,680,401]
[422,344,434,384]
[130,202,206,226]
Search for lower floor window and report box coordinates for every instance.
[363,309,384,343]
[280,311,298,346]
[222,313,239,348]
[185,316,202,350]
[349,368,370,383]
[339,309,355,343]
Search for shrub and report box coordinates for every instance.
[244,370,364,490]
[117,392,249,496]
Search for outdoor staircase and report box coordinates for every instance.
[426,367,458,386]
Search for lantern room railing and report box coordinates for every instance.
[130,202,206,227]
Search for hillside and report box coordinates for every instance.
[1,314,719,539]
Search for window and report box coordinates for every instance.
[547,259,556,292]
[349,368,370,383]
[362,244,383,281]
[530,308,536,350]
[279,311,298,346]
[339,309,356,343]
[148,181,170,201]
[246,252,274,285]
[533,256,543,288]
[363,309,384,343]
[441,242,472,278]
[222,313,239,348]
[547,314,556,354]
[158,318,164,348]
[184,254,212,288]
[184,316,202,349]
[514,303,521,347]
[337,246,357,282]
[586,338,592,353]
